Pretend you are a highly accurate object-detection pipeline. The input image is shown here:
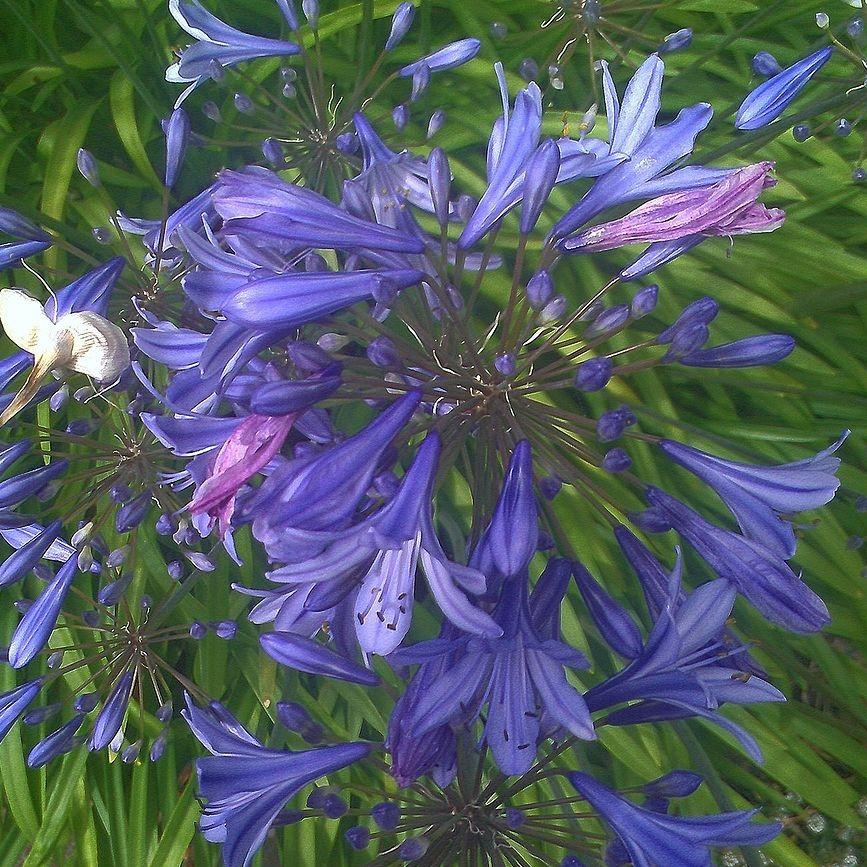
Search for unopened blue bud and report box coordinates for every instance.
[385,3,414,51]
[106,546,129,568]
[603,447,632,472]
[92,227,112,245]
[98,573,132,606]
[392,104,409,131]
[505,807,525,829]
[399,837,429,861]
[206,58,224,81]
[262,138,285,166]
[202,101,221,122]
[366,335,399,368]
[345,826,370,850]
[631,284,658,317]
[323,794,348,819]
[164,108,190,189]
[276,0,299,29]
[47,651,63,669]
[659,28,692,54]
[539,476,562,500]
[848,17,864,39]
[519,58,539,81]
[23,703,62,725]
[427,147,451,225]
[186,551,215,572]
[335,132,358,154]
[494,352,517,378]
[597,406,636,442]
[629,507,672,533]
[411,64,430,102]
[149,730,168,761]
[214,620,236,639]
[586,304,630,338]
[540,294,566,324]
[115,492,151,533]
[752,51,783,77]
[156,701,173,723]
[121,740,142,763]
[526,270,554,310]
[834,118,852,136]
[490,21,507,38]
[582,0,601,24]
[372,801,400,830]
[536,530,555,551]
[793,123,811,142]
[302,0,319,29]
[233,93,254,114]
[574,357,612,392]
[49,385,69,412]
[109,483,131,504]
[282,83,297,99]
[854,167,867,183]
[427,109,446,139]
[74,692,100,713]
[76,149,101,187]
[82,610,101,627]
[189,621,207,639]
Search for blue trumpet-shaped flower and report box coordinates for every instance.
[245,432,500,656]
[166,0,300,105]
[735,46,833,130]
[568,772,779,867]
[645,487,830,633]
[553,55,731,238]
[184,695,371,867]
[395,562,595,776]
[660,434,846,558]
[585,563,783,762]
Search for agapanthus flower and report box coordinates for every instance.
[0,11,847,867]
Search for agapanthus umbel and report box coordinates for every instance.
[0,9,848,867]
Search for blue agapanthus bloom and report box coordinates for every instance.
[0,5,849,866]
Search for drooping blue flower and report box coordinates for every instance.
[260,631,381,685]
[660,433,846,558]
[0,207,51,270]
[553,55,732,239]
[164,107,191,188]
[184,695,371,867]
[27,715,85,768]
[88,671,134,751]
[645,486,830,633]
[585,564,784,762]
[735,46,833,130]
[395,562,595,776]
[166,0,300,105]
[568,772,780,867]
[0,678,43,742]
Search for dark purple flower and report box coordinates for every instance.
[679,334,794,368]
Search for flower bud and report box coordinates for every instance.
[494,352,516,378]
[202,101,221,122]
[519,58,539,81]
[752,51,783,77]
[427,108,446,139]
[659,28,692,54]
[302,0,319,28]
[631,284,658,317]
[596,405,636,442]
[540,294,566,324]
[520,139,560,234]
[385,2,414,51]
[585,304,629,338]
[233,93,254,114]
[76,149,101,187]
[372,801,400,830]
[428,148,451,225]
[164,108,190,189]
[526,270,554,309]
[392,104,409,130]
[574,357,612,392]
[262,138,285,166]
[603,448,632,472]
[345,826,370,850]
[411,64,430,102]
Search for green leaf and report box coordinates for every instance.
[146,782,198,867]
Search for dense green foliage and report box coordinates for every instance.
[0,0,865,864]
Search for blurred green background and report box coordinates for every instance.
[0,0,865,864]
